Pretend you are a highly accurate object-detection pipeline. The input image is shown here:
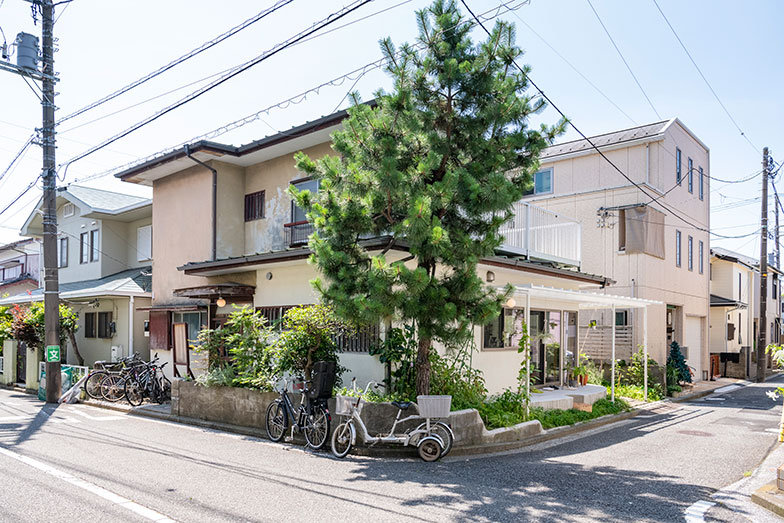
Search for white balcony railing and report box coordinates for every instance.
[499,201,582,268]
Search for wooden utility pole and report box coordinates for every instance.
[776,185,781,270]
[757,147,770,383]
[41,0,61,402]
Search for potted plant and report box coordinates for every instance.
[573,364,588,386]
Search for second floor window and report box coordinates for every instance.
[687,235,693,271]
[699,240,704,274]
[58,237,68,268]
[291,179,319,222]
[80,230,99,263]
[699,166,704,201]
[244,190,265,222]
[524,169,553,196]
[676,148,682,185]
[675,230,681,267]
[688,158,693,193]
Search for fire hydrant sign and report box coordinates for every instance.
[46,345,60,363]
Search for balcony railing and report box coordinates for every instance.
[284,221,315,247]
[499,201,582,267]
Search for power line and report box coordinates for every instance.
[58,0,375,176]
[462,0,723,240]
[651,0,758,154]
[68,0,532,184]
[585,0,660,120]
[55,0,296,127]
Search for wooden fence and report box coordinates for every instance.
[578,325,634,362]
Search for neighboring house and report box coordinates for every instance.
[114,107,657,392]
[709,247,781,379]
[0,238,41,297]
[0,185,153,367]
[528,119,711,381]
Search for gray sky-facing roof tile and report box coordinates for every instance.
[63,185,150,212]
[540,120,670,160]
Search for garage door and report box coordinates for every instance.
[684,316,703,380]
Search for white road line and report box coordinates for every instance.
[69,409,126,421]
[713,385,741,394]
[703,397,726,401]
[684,500,715,522]
[0,446,176,522]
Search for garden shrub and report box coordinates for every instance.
[667,341,692,384]
[477,389,527,429]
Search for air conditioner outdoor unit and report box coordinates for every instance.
[111,345,123,363]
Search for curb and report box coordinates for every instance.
[752,483,784,518]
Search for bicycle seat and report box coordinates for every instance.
[391,401,412,410]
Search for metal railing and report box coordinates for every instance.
[283,221,315,247]
[499,201,582,267]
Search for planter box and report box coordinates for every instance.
[173,380,279,430]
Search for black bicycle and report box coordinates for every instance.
[124,360,171,406]
[265,362,336,450]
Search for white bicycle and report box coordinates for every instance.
[330,381,455,462]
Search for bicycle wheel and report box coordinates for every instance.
[303,405,330,450]
[159,376,172,402]
[84,371,108,400]
[417,436,443,462]
[265,400,287,442]
[331,421,354,458]
[101,375,125,402]
[124,378,144,406]
[414,421,454,457]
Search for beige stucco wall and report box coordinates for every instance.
[244,142,333,255]
[215,161,245,259]
[531,121,711,379]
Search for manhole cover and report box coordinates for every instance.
[677,430,714,437]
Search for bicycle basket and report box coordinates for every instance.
[335,395,364,416]
[416,395,452,418]
[308,361,337,400]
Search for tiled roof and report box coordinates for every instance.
[0,266,151,305]
[540,120,670,160]
[62,185,150,213]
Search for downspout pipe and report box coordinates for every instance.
[185,145,217,261]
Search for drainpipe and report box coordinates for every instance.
[185,145,217,261]
[645,144,650,187]
[128,295,134,359]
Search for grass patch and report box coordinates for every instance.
[612,383,663,402]
[529,398,630,429]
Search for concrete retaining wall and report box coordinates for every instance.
[173,380,545,446]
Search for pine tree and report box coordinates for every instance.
[292,0,564,395]
[668,341,692,384]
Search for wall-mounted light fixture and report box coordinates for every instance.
[505,297,516,309]
[486,271,495,282]
[216,297,226,307]
[266,272,273,280]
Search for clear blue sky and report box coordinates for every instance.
[0,0,781,258]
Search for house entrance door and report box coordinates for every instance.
[16,342,26,384]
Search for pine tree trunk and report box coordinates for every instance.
[416,336,431,396]
[67,331,84,367]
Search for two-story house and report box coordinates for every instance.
[709,247,781,379]
[0,185,153,367]
[528,119,711,381]
[113,106,659,393]
[0,238,41,297]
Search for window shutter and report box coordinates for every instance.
[149,311,171,350]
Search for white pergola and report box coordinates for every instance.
[508,284,663,407]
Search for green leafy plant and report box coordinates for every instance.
[764,344,784,442]
[368,324,417,400]
[429,349,487,411]
[10,302,81,364]
[477,389,527,429]
[292,0,565,395]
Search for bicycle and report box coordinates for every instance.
[83,353,143,400]
[124,361,171,406]
[330,381,454,462]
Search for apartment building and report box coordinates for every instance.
[528,119,711,380]
[0,238,40,297]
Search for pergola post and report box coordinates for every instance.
[526,292,531,418]
[611,304,616,402]
[643,306,648,402]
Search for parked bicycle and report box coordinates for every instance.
[83,353,143,401]
[266,361,336,450]
[331,381,454,462]
[124,361,171,406]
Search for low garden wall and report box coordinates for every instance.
[172,379,545,446]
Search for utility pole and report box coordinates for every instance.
[776,185,781,270]
[41,0,61,403]
[757,147,770,383]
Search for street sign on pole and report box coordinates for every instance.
[46,345,60,363]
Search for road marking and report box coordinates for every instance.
[684,500,715,522]
[69,409,126,421]
[703,397,726,401]
[713,385,741,394]
[0,446,176,522]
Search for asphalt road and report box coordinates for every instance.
[0,377,781,523]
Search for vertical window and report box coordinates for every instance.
[97,311,113,338]
[90,229,99,262]
[523,169,553,196]
[80,232,89,264]
[698,240,704,274]
[58,237,68,268]
[687,158,693,193]
[676,148,682,185]
[739,273,742,300]
[244,190,265,222]
[84,312,96,338]
[136,225,152,262]
[291,179,319,222]
[688,236,693,271]
[699,166,704,201]
[675,230,682,267]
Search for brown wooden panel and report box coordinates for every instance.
[149,310,171,350]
